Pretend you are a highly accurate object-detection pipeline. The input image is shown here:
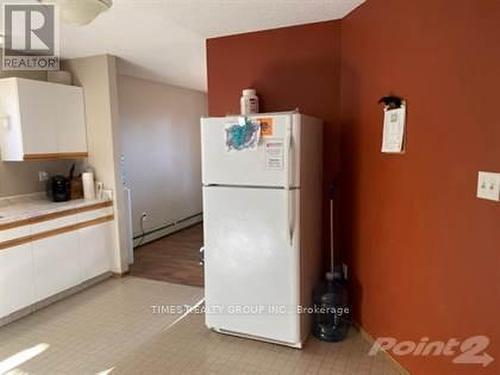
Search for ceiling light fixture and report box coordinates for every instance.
[39,0,113,26]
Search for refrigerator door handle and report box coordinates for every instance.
[284,119,294,245]
[287,189,294,245]
[283,117,292,189]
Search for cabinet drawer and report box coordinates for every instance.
[78,207,114,223]
[0,225,30,243]
[31,214,78,236]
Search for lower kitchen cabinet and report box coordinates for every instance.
[0,202,115,321]
[78,221,113,282]
[0,243,35,317]
[32,230,82,302]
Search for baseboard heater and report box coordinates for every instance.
[133,212,202,244]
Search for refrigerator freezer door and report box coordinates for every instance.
[201,114,299,187]
[203,185,300,345]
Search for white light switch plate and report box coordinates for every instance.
[477,171,500,202]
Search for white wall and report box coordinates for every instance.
[63,55,128,274]
[117,74,207,238]
[0,160,77,198]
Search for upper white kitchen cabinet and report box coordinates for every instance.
[0,77,88,161]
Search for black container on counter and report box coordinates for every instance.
[48,175,70,202]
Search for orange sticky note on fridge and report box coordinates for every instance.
[259,118,274,136]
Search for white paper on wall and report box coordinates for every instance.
[381,104,406,153]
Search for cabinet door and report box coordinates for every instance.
[78,222,113,281]
[32,231,82,302]
[0,243,35,318]
[54,85,88,154]
[16,79,58,155]
[0,79,24,160]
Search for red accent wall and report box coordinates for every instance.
[341,1,499,373]
[207,21,342,265]
[206,2,500,373]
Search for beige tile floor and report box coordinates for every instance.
[113,312,402,375]
[0,277,402,375]
[0,277,203,374]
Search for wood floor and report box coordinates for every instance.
[129,223,204,287]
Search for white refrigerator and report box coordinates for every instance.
[201,111,323,348]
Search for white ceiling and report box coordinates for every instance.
[1,0,365,91]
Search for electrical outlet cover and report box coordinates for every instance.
[38,171,49,182]
[477,171,500,202]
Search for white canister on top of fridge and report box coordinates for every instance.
[240,89,259,115]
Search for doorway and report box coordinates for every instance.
[117,74,207,287]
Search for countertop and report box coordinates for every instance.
[0,193,112,227]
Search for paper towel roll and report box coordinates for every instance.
[82,172,95,200]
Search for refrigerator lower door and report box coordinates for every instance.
[203,185,301,346]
